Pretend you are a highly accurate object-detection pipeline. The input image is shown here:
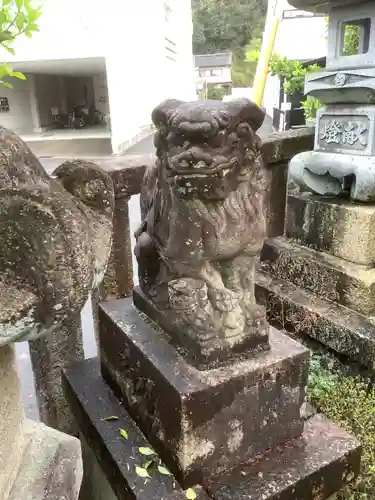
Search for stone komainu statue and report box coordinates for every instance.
[0,127,114,345]
[135,98,270,359]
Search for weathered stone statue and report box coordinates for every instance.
[0,128,114,345]
[0,126,114,500]
[134,98,269,366]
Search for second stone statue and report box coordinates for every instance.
[134,98,270,368]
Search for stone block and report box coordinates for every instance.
[98,298,309,487]
[255,270,375,368]
[0,344,82,500]
[63,358,210,500]
[315,105,375,156]
[0,345,26,500]
[260,237,375,315]
[206,414,361,500]
[286,193,375,264]
[263,162,288,238]
[63,357,361,500]
[305,68,375,105]
[288,106,375,202]
[8,419,82,500]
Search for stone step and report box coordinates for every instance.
[255,270,375,368]
[25,137,113,157]
[63,357,361,500]
[285,193,375,265]
[259,236,375,315]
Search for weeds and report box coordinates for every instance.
[308,351,375,499]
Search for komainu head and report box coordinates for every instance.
[152,98,265,200]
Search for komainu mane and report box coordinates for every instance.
[135,98,270,364]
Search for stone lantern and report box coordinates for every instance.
[287,0,375,201]
[258,0,375,381]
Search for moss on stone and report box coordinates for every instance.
[308,351,375,499]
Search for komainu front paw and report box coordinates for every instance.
[243,303,267,328]
[207,287,238,312]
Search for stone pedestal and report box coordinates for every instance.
[0,345,83,500]
[257,193,375,367]
[61,299,361,500]
[100,298,308,486]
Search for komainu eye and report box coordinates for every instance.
[219,111,230,125]
[237,123,251,137]
[228,132,239,146]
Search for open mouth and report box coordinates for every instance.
[170,157,238,178]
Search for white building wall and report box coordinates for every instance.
[1,0,107,62]
[106,0,195,153]
[275,14,327,60]
[166,0,196,102]
[0,0,195,149]
[0,77,34,133]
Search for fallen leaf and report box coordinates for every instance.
[185,488,197,499]
[143,460,155,470]
[158,465,172,476]
[119,428,128,439]
[138,446,156,456]
[101,415,119,421]
[135,466,150,478]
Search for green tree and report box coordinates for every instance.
[192,0,267,54]
[207,85,226,100]
[325,17,361,56]
[0,0,42,88]
[343,24,361,56]
[231,37,261,87]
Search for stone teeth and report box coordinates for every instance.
[196,161,207,169]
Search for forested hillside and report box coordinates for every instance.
[192,0,268,85]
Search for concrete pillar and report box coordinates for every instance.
[58,76,68,114]
[29,74,42,133]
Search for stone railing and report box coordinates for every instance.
[34,127,314,432]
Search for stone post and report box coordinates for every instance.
[29,313,83,435]
[92,196,133,338]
